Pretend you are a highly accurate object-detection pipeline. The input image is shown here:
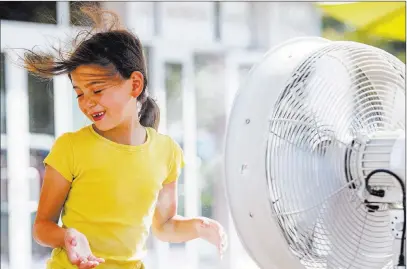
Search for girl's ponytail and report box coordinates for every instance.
[139,96,160,130]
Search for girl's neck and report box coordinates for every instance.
[94,121,147,146]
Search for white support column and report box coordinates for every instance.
[56,1,70,26]
[183,55,200,269]
[5,54,32,269]
[54,75,73,136]
[55,3,72,136]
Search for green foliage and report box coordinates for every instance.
[322,15,406,63]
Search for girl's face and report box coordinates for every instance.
[70,65,144,131]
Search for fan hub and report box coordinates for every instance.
[349,130,405,204]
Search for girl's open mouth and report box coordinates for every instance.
[92,111,105,121]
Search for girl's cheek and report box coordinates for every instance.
[98,94,112,106]
[103,95,124,109]
[77,101,85,113]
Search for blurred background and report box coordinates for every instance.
[0,1,405,269]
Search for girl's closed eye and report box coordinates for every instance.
[75,89,103,99]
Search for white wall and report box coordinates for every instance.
[160,2,214,44]
[268,2,322,46]
[221,2,251,47]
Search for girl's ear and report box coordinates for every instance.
[130,71,144,98]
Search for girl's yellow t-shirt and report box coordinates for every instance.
[43,125,184,269]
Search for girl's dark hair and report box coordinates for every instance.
[23,4,159,130]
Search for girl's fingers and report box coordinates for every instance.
[218,242,224,260]
[89,255,105,264]
[200,219,210,228]
[78,262,88,269]
[87,261,99,268]
[96,257,105,263]
[221,233,228,247]
[218,231,228,256]
[67,251,80,265]
[79,260,97,269]
[87,255,97,262]
[78,261,90,269]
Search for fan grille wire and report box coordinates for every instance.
[266,42,405,269]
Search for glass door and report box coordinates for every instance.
[193,51,228,268]
[149,44,199,269]
[1,21,74,268]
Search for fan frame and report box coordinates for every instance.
[224,36,332,269]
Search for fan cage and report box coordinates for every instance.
[266,42,405,269]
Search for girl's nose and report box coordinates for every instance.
[84,96,97,109]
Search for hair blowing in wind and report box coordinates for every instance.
[23,4,160,130]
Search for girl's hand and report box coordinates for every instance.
[64,228,105,269]
[195,217,228,258]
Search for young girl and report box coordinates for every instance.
[25,6,227,269]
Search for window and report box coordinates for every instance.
[165,63,183,137]
[165,63,185,248]
[0,53,6,259]
[194,54,226,220]
[1,53,6,133]
[28,74,54,135]
[214,2,221,41]
[143,47,151,94]
[165,63,185,190]
[0,148,52,261]
[195,54,232,267]
[29,148,51,258]
[0,2,57,24]
[0,150,7,202]
[70,1,100,26]
[153,2,161,36]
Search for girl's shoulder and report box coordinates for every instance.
[148,127,181,150]
[52,125,96,148]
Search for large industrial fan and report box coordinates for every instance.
[225,37,405,269]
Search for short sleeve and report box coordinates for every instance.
[43,132,75,183]
[163,139,185,185]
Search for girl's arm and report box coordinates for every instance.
[151,181,227,251]
[33,165,71,248]
[151,181,201,243]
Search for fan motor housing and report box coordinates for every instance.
[354,130,405,204]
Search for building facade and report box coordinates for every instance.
[0,2,321,269]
